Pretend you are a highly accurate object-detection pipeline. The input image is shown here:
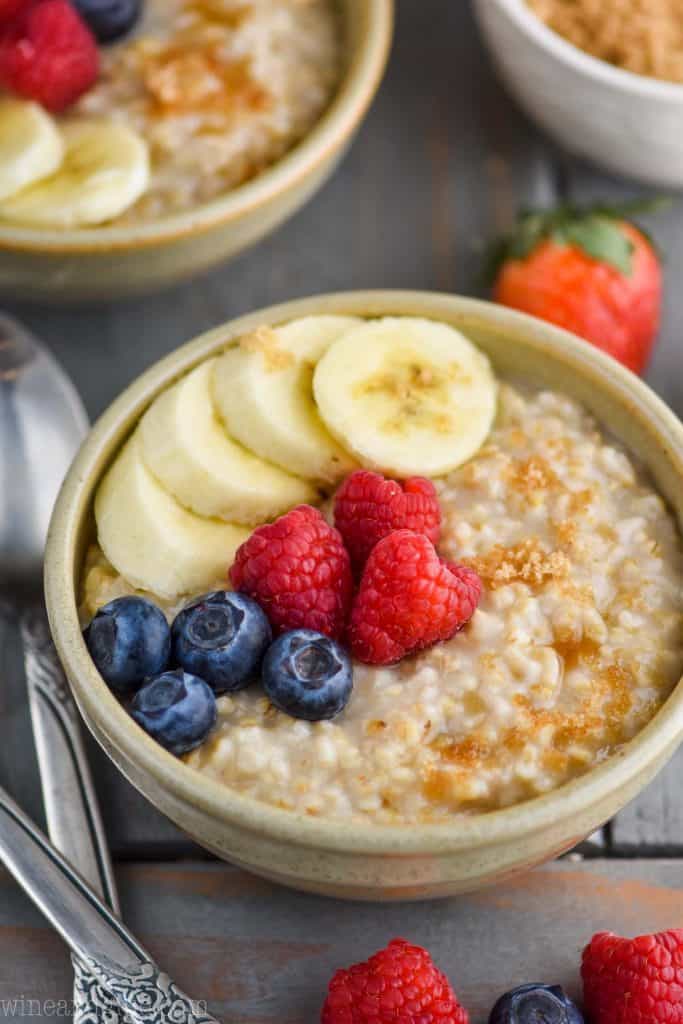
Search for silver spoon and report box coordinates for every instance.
[0,316,221,1024]
[0,314,123,1022]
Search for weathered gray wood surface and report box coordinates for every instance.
[1,0,681,863]
[0,859,680,1023]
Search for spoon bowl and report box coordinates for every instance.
[0,316,88,601]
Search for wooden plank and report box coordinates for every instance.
[0,859,680,1023]
[561,158,683,851]
[0,0,563,856]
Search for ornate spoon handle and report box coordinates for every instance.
[0,784,222,1024]
[21,606,128,1024]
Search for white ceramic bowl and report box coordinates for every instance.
[473,0,683,188]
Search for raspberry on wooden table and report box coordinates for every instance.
[229,505,352,641]
[334,469,441,570]
[321,937,469,1024]
[582,929,683,1024]
[349,530,482,665]
[0,0,99,112]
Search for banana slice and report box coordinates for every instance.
[0,99,64,202]
[212,316,359,485]
[95,433,249,600]
[0,119,149,228]
[139,359,317,525]
[313,317,497,477]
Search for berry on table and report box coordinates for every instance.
[349,530,482,665]
[73,0,142,44]
[0,0,99,112]
[582,929,683,1024]
[171,591,271,695]
[84,595,170,694]
[229,504,353,640]
[262,629,352,722]
[130,669,217,756]
[489,984,583,1024]
[321,937,469,1024]
[334,469,441,570]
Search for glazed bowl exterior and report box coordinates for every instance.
[45,291,683,901]
[473,0,683,188]
[0,1,393,303]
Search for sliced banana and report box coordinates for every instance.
[212,316,359,485]
[139,359,317,525]
[95,433,249,600]
[313,317,497,477]
[0,119,149,228]
[0,99,64,202]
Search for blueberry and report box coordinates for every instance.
[85,596,170,694]
[130,669,216,756]
[262,629,353,721]
[489,984,584,1024]
[74,0,142,42]
[172,591,271,694]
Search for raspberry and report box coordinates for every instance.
[582,929,683,1024]
[334,470,441,570]
[0,0,30,23]
[349,530,482,665]
[229,505,352,641]
[0,0,99,113]
[321,938,469,1024]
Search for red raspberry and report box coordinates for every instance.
[349,530,481,665]
[321,937,469,1024]
[0,0,30,23]
[334,470,441,570]
[229,505,352,640]
[0,0,99,113]
[582,929,683,1024]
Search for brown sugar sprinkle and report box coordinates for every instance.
[238,326,295,370]
[527,0,683,84]
[465,538,570,590]
[144,46,270,116]
[507,455,560,495]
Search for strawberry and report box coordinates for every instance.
[485,201,664,374]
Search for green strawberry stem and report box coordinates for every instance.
[482,196,670,284]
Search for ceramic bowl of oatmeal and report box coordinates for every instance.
[45,290,683,900]
[473,0,683,187]
[0,1,392,301]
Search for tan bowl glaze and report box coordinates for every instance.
[45,292,683,901]
[0,2,393,303]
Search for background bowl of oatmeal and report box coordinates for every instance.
[45,291,683,901]
[0,1,393,303]
[473,0,683,188]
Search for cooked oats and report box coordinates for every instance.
[81,383,683,824]
[72,0,342,221]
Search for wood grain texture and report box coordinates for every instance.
[0,859,680,1023]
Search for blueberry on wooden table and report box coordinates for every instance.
[262,629,353,721]
[172,591,272,694]
[489,984,584,1024]
[131,669,217,756]
[84,595,171,694]
[74,0,142,42]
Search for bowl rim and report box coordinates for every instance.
[0,0,394,255]
[45,290,683,857]
[482,0,683,100]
